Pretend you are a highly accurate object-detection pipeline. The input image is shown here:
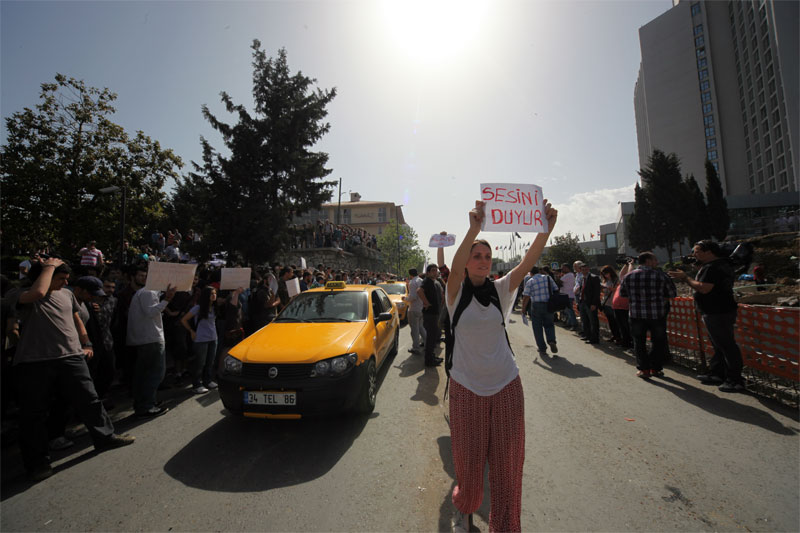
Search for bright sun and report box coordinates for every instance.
[380,0,490,66]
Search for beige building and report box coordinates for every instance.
[297,192,406,236]
[634,0,798,196]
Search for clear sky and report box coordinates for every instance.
[1,0,672,266]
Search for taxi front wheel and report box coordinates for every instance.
[356,358,377,415]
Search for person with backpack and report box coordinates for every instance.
[445,199,557,533]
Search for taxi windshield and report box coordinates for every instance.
[378,283,406,295]
[276,291,368,322]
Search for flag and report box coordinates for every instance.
[514,232,521,238]
[495,246,499,250]
[590,233,594,238]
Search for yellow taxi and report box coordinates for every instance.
[218,281,400,418]
[377,281,409,324]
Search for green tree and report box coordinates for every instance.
[170,42,337,265]
[704,159,729,241]
[634,149,686,262]
[684,174,711,245]
[377,223,425,275]
[541,232,586,268]
[1,74,182,257]
[627,182,657,253]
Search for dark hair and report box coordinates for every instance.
[408,268,418,277]
[198,286,215,320]
[530,266,540,274]
[28,261,71,283]
[638,252,657,265]
[694,239,722,256]
[426,264,438,273]
[280,266,292,277]
[600,265,618,282]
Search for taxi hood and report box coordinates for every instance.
[229,322,367,364]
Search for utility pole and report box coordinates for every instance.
[336,177,342,225]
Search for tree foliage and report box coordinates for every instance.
[541,232,586,268]
[684,174,711,245]
[1,74,182,257]
[704,159,729,241]
[376,223,426,275]
[169,42,337,264]
[627,182,656,253]
[636,149,687,262]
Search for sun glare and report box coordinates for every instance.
[380,0,490,66]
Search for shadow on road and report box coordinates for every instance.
[532,355,602,379]
[163,413,368,492]
[648,376,798,435]
[410,367,440,406]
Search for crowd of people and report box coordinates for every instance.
[287,220,379,251]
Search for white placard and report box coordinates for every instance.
[479,183,548,233]
[286,277,301,298]
[429,233,456,247]
[143,262,197,292]
[300,257,307,269]
[220,267,251,290]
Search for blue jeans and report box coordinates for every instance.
[530,301,556,352]
[133,342,166,414]
[192,339,218,387]
[630,317,668,371]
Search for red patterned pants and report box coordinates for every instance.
[450,375,525,533]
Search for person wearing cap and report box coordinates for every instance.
[13,258,135,481]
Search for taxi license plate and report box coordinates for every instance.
[243,391,297,406]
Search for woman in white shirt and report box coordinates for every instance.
[446,199,557,533]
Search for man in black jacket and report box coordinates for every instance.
[577,263,602,344]
[417,264,443,367]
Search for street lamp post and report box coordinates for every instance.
[395,204,404,275]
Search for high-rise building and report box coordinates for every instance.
[634,0,798,197]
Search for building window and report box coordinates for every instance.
[776,140,783,154]
[705,126,715,137]
[343,209,351,224]
[698,69,709,81]
[700,80,710,91]
[703,115,714,126]
[695,35,705,47]
[378,207,387,223]
[702,91,712,103]
[712,162,719,173]
[697,57,708,68]
[780,172,788,187]
[702,103,713,114]
[694,24,704,36]
[696,47,706,58]
[691,3,701,16]
[706,138,717,149]
[707,150,718,160]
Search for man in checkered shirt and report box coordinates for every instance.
[619,251,677,379]
[521,266,560,356]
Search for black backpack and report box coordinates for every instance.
[444,278,513,398]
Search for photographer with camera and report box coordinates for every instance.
[669,240,745,393]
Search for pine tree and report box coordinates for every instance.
[684,174,711,245]
[627,182,656,254]
[636,149,686,263]
[704,159,730,241]
[171,42,337,264]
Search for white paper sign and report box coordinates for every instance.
[143,262,198,292]
[220,268,251,290]
[300,257,307,269]
[479,183,548,233]
[286,277,301,298]
[429,233,456,248]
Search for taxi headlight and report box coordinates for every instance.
[223,354,242,375]
[312,353,358,377]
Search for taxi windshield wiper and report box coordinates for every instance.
[307,317,356,322]
[274,317,310,323]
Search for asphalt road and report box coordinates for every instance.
[2,310,798,532]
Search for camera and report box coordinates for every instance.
[615,255,635,265]
[681,255,697,265]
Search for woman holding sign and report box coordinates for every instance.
[446,199,557,533]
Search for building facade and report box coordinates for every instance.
[634,0,798,196]
[295,192,406,236]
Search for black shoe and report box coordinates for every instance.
[719,381,746,393]
[697,374,724,385]
[584,340,599,344]
[425,360,442,367]
[136,406,169,418]
[28,463,54,482]
[95,433,136,452]
[651,370,664,378]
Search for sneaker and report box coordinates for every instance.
[537,350,548,357]
[719,381,746,393]
[636,369,651,379]
[137,406,169,418]
[193,385,209,394]
[697,374,724,385]
[205,381,219,390]
[548,340,558,354]
[451,509,471,533]
[95,433,136,451]
[28,463,54,482]
[48,436,74,451]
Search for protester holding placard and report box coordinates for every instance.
[446,198,557,533]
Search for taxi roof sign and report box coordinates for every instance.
[325,281,347,290]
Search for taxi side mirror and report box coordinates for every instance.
[376,311,393,322]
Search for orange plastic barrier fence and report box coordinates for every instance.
[591,297,799,383]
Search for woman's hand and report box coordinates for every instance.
[469,201,485,232]
[543,199,557,234]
